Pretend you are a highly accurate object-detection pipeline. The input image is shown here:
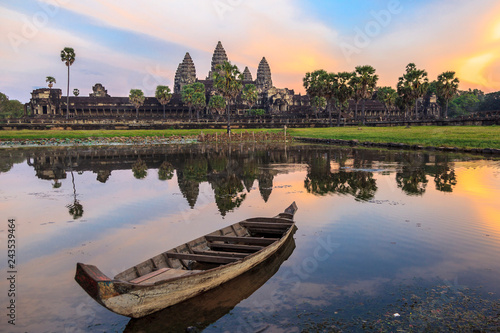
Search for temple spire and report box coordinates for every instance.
[256,57,272,91]
[243,66,253,81]
[207,41,229,80]
[174,52,196,94]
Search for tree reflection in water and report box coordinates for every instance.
[304,152,378,201]
[66,170,84,219]
[396,167,429,196]
[132,158,148,179]
[11,144,470,218]
[158,161,174,181]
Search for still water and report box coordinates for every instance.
[0,144,499,332]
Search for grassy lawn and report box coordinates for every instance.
[0,128,281,140]
[287,126,500,149]
[0,126,498,149]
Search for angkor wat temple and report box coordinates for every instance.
[27,41,441,121]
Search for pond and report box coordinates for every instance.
[0,143,499,332]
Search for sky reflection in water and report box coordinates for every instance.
[0,144,499,332]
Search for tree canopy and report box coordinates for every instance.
[129,89,145,118]
[0,92,24,119]
[155,85,172,119]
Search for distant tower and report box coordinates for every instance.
[174,52,197,94]
[256,57,272,91]
[242,66,253,81]
[206,41,229,80]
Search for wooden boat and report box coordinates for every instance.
[75,202,298,318]
[124,225,297,332]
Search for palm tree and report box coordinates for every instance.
[401,63,429,119]
[242,84,258,112]
[66,167,83,219]
[213,61,243,134]
[155,85,172,119]
[60,47,75,119]
[192,91,206,122]
[397,77,414,121]
[311,96,326,119]
[129,89,145,118]
[436,71,459,119]
[376,86,397,119]
[333,72,354,126]
[303,70,338,127]
[354,65,379,125]
[46,76,56,115]
[46,76,56,88]
[208,95,226,121]
[349,74,363,121]
[181,85,195,119]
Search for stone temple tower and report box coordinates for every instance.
[174,52,197,94]
[206,41,229,80]
[256,57,272,91]
[242,66,253,81]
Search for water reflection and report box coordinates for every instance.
[0,144,499,332]
[1,145,473,217]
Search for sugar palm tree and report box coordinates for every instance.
[333,72,354,126]
[46,76,56,115]
[155,85,172,119]
[348,74,363,121]
[376,86,397,118]
[397,77,414,120]
[192,91,206,122]
[304,70,338,127]
[208,95,226,121]
[400,63,429,120]
[354,65,378,125]
[129,89,145,118]
[181,85,195,119]
[436,71,459,119]
[46,76,56,88]
[311,96,327,119]
[60,47,75,119]
[213,61,243,134]
[409,64,429,119]
[242,84,258,112]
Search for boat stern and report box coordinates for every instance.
[75,263,119,304]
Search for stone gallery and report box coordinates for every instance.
[27,41,440,120]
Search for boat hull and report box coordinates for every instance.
[75,205,297,318]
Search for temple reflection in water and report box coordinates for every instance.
[0,144,465,217]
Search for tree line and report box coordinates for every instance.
[304,64,463,126]
[4,45,498,121]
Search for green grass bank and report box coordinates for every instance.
[0,126,498,149]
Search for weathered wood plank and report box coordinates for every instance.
[240,221,292,229]
[247,228,288,235]
[192,250,248,259]
[130,268,169,284]
[209,243,264,252]
[245,217,294,224]
[166,252,240,264]
[205,235,278,245]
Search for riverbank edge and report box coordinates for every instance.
[294,137,500,155]
[2,136,500,157]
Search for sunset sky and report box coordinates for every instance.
[1,0,500,103]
